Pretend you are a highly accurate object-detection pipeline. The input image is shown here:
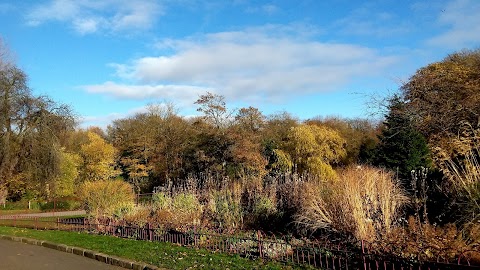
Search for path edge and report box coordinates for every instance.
[0,234,162,270]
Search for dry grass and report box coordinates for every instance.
[435,127,480,224]
[379,216,480,264]
[296,166,408,242]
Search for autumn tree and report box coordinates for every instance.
[282,124,346,179]
[402,49,480,145]
[109,104,192,190]
[195,92,234,129]
[307,116,379,165]
[398,50,480,223]
[229,107,268,176]
[79,132,119,182]
[51,150,81,198]
[0,40,76,199]
[262,112,299,174]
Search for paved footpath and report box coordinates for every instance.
[0,210,86,219]
[0,239,124,270]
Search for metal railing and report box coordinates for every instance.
[1,216,479,270]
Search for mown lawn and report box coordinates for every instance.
[0,226,314,270]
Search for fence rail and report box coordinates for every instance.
[0,216,479,270]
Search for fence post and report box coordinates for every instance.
[362,240,367,270]
[148,222,153,241]
[194,225,197,247]
[257,230,263,259]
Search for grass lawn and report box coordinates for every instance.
[0,226,314,270]
[0,209,42,215]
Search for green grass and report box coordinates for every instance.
[0,226,314,270]
[0,209,42,215]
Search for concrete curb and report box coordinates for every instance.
[0,234,163,270]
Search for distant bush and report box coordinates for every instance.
[78,180,135,219]
[1,199,41,210]
[39,198,81,211]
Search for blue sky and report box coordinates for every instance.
[1,0,479,127]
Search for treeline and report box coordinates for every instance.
[2,39,480,261]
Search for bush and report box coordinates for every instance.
[152,192,202,230]
[77,179,135,219]
[378,216,480,264]
[245,194,280,230]
[296,166,408,242]
[39,199,81,211]
[124,205,152,227]
[206,191,243,231]
[152,192,172,211]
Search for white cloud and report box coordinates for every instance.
[80,105,151,128]
[25,0,162,34]
[427,0,480,48]
[88,25,398,104]
[73,17,101,34]
[83,81,213,105]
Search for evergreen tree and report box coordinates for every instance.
[375,96,431,184]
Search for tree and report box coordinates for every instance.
[0,50,29,187]
[306,116,380,165]
[228,107,268,176]
[262,112,299,173]
[51,150,81,198]
[235,106,265,132]
[79,132,119,181]
[0,40,76,199]
[402,49,480,142]
[374,96,431,182]
[109,104,192,190]
[284,124,346,179]
[195,92,234,129]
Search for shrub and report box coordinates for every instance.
[207,191,243,231]
[152,192,202,230]
[296,166,408,242]
[171,193,202,225]
[39,198,81,211]
[246,194,280,230]
[152,192,172,211]
[123,205,152,227]
[77,179,135,219]
[378,216,480,264]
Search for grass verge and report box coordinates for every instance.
[0,226,312,270]
[0,209,42,215]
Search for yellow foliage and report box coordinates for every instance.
[53,150,81,197]
[78,179,135,219]
[270,149,293,173]
[79,132,120,181]
[285,124,346,179]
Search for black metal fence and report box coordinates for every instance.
[0,216,479,270]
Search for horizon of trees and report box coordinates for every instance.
[2,38,480,227]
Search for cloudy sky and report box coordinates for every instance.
[1,0,479,127]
